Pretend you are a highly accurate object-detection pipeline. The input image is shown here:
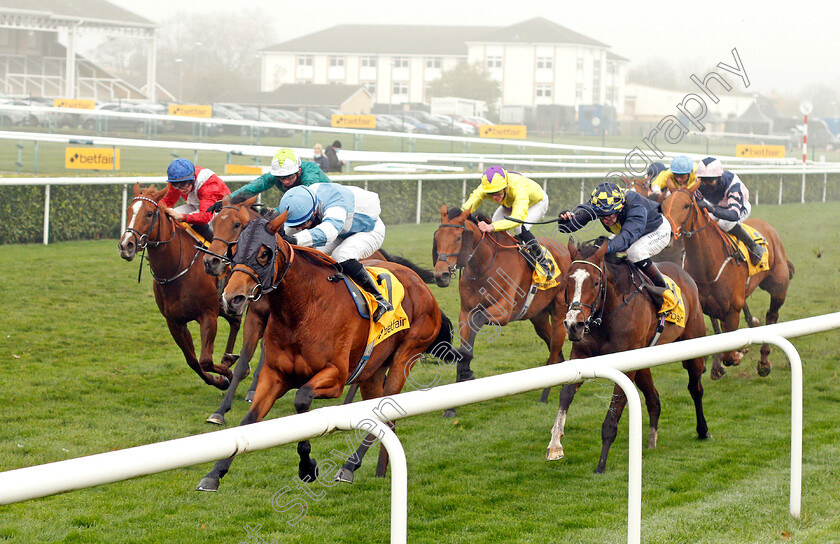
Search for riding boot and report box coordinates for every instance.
[516,229,553,275]
[342,259,394,322]
[728,223,764,265]
[191,222,213,243]
[636,258,668,312]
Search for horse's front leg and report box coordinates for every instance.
[219,310,242,370]
[546,382,582,461]
[709,318,727,380]
[596,384,629,474]
[166,318,228,390]
[718,311,745,369]
[294,367,344,483]
[442,309,484,418]
[530,312,559,403]
[196,313,233,388]
[196,364,290,492]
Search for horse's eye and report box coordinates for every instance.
[145,211,154,217]
[233,221,241,229]
[455,236,462,242]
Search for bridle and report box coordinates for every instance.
[196,205,243,264]
[122,196,175,251]
[566,259,607,333]
[230,231,295,302]
[663,188,712,240]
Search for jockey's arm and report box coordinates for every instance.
[607,204,648,255]
[461,186,486,213]
[229,173,274,204]
[290,206,346,247]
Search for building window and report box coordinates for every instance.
[575,84,583,101]
[425,57,441,69]
[392,82,408,95]
[392,56,409,68]
[592,59,601,103]
[297,55,312,67]
[330,56,345,67]
[361,56,377,68]
[487,56,502,69]
[537,56,553,70]
[536,84,552,98]
[576,58,584,72]
[363,81,376,96]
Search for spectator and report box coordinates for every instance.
[312,143,330,172]
[324,140,345,173]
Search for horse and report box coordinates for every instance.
[623,174,686,266]
[660,180,794,379]
[118,183,239,391]
[432,205,571,412]
[196,211,453,491]
[201,195,438,425]
[546,237,709,473]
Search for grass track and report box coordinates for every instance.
[0,202,838,543]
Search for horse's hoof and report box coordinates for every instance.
[196,477,219,492]
[710,366,726,380]
[298,458,318,483]
[206,413,225,425]
[216,377,231,391]
[750,317,761,327]
[334,467,354,484]
[245,391,254,403]
[546,446,565,461]
[594,465,606,474]
[757,362,772,377]
[442,409,457,418]
[457,370,475,381]
[538,388,551,403]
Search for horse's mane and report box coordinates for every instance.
[446,206,491,225]
[575,237,609,258]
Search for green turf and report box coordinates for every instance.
[0,202,838,543]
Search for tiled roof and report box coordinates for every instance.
[466,17,608,47]
[220,84,369,107]
[0,0,154,26]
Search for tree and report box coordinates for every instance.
[428,61,501,115]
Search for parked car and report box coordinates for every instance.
[399,114,440,134]
[0,100,32,127]
[212,106,249,136]
[405,110,449,134]
[431,112,476,135]
[297,109,331,127]
[374,114,399,132]
[377,114,415,133]
[80,103,171,135]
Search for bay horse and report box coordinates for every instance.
[623,174,686,266]
[660,179,794,379]
[201,195,438,425]
[547,238,709,473]
[118,183,239,390]
[196,211,452,491]
[432,205,571,413]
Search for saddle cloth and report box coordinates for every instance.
[660,275,686,328]
[341,266,410,347]
[180,222,211,248]
[532,244,562,290]
[725,224,770,275]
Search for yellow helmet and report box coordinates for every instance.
[480,166,509,193]
[589,182,626,216]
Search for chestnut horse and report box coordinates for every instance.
[547,238,709,473]
[118,183,239,390]
[432,205,571,412]
[624,174,686,266]
[196,212,452,491]
[660,181,794,379]
[201,195,438,424]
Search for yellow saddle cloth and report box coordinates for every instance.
[356,266,411,347]
[660,275,686,328]
[532,245,562,290]
[725,224,770,275]
[180,222,211,248]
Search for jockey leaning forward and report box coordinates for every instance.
[649,155,697,200]
[161,158,230,240]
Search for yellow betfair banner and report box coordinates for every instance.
[65,147,120,170]
[332,114,376,129]
[225,164,263,175]
[736,144,785,158]
[53,98,95,109]
[169,104,212,118]
[480,124,527,139]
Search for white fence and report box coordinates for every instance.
[0,313,838,544]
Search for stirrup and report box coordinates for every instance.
[748,245,764,266]
[372,299,393,321]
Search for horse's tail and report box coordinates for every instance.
[787,259,795,280]
[379,248,436,284]
[425,309,459,363]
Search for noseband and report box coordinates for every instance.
[433,223,484,275]
[567,259,607,332]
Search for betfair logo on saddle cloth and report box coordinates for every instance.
[357,267,410,346]
[531,245,561,290]
[726,224,770,275]
[660,276,686,328]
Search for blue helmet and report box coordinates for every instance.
[669,155,693,175]
[167,158,195,184]
[589,182,626,216]
[280,186,319,227]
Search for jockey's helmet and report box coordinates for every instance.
[646,161,666,179]
[270,148,302,177]
[280,186,319,227]
[696,157,724,178]
[167,158,195,184]
[669,155,693,175]
[589,182,626,216]
[479,166,509,193]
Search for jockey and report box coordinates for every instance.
[558,181,673,296]
[161,158,230,240]
[207,148,331,213]
[694,157,765,265]
[279,183,394,321]
[461,166,552,273]
[649,155,697,199]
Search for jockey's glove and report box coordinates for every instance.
[206,200,224,213]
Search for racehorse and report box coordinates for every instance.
[623,174,686,266]
[118,183,239,390]
[201,195,438,424]
[546,238,709,473]
[432,205,571,411]
[660,179,794,379]
[196,211,453,491]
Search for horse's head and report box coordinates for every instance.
[223,211,289,315]
[119,182,168,260]
[625,174,652,197]
[661,179,701,239]
[203,195,259,276]
[432,205,476,287]
[563,238,609,342]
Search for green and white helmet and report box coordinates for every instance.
[270,148,301,177]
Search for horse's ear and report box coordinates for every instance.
[686,179,700,193]
[595,240,609,260]
[132,182,141,197]
[458,208,471,222]
[266,210,288,234]
[222,194,231,205]
[440,204,447,222]
[153,186,168,202]
[567,238,578,259]
[244,196,257,207]
[665,176,676,193]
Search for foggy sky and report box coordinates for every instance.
[106,0,839,97]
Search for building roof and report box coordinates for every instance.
[220,84,370,108]
[0,0,154,27]
[467,17,608,47]
[263,24,495,56]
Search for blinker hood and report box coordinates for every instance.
[233,218,278,291]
